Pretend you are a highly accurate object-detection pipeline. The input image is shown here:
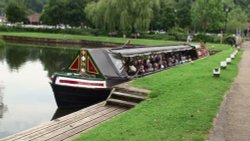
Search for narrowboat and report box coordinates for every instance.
[50,43,209,108]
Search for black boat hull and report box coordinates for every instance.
[50,83,111,108]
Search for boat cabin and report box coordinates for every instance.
[59,44,208,83]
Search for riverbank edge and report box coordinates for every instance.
[0,32,182,46]
[1,35,126,49]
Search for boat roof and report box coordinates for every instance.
[109,44,194,57]
[86,44,194,78]
[88,49,126,78]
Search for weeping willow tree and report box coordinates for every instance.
[85,0,160,33]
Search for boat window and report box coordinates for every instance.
[124,51,196,77]
[109,54,124,74]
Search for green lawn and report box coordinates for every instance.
[0,32,180,46]
[75,45,241,141]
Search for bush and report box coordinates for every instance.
[168,27,185,35]
[193,33,221,43]
[167,27,187,41]
[140,33,187,41]
[223,35,235,46]
[194,33,210,42]
[140,33,172,40]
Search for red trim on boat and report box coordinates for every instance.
[59,79,104,87]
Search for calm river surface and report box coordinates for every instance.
[0,45,78,138]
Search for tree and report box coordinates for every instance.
[227,6,248,33]
[85,0,160,33]
[0,0,7,16]
[64,0,88,27]
[25,0,46,13]
[2,0,46,16]
[5,0,27,23]
[233,0,250,18]
[233,0,250,9]
[176,0,193,30]
[150,0,176,31]
[40,0,67,26]
[41,0,90,27]
[191,0,225,32]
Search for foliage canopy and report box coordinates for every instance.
[2,0,250,34]
[6,0,28,23]
[85,0,160,33]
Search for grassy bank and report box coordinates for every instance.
[0,32,181,46]
[75,45,241,141]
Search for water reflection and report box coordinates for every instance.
[51,107,83,120]
[0,45,78,138]
[0,46,5,61]
[39,47,77,76]
[51,102,95,120]
[0,45,77,75]
[0,85,8,119]
[5,47,30,71]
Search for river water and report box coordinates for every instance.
[0,45,78,138]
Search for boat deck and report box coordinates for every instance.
[0,102,127,141]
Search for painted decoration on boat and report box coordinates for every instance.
[80,50,87,75]
[69,56,80,71]
[87,56,99,74]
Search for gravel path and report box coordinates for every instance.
[208,42,250,141]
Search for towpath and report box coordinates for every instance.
[208,41,250,141]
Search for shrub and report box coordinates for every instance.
[140,33,187,41]
[168,27,185,35]
[193,33,221,43]
[223,35,235,46]
[140,33,172,40]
